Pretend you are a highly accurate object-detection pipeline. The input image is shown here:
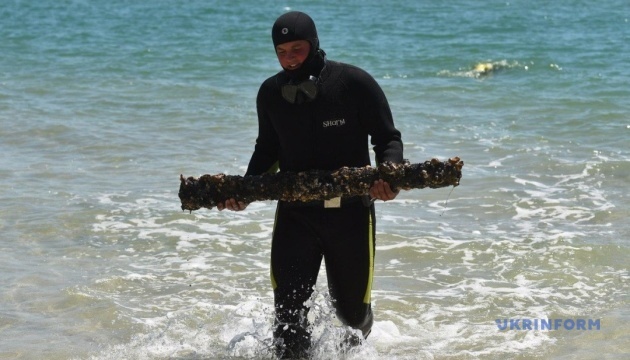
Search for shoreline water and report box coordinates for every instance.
[2,1,629,359]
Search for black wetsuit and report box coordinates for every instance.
[245,55,403,357]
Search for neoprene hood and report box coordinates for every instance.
[272,11,319,53]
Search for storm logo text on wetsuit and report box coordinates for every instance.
[322,118,346,128]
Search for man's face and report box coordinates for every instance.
[275,40,311,71]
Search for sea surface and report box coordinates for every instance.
[1,1,629,359]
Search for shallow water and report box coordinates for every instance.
[1,1,629,359]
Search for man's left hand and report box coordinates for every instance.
[369,179,399,201]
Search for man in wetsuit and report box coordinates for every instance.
[219,11,403,358]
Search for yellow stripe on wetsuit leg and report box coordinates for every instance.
[268,161,280,290]
[270,204,279,290]
[363,209,374,304]
[270,266,277,290]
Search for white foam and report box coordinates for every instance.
[81,158,626,359]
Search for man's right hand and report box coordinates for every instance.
[217,198,248,211]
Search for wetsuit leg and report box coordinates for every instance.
[270,204,323,358]
[321,202,376,337]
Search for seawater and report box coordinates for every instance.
[1,1,629,359]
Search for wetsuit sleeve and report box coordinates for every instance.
[356,70,404,165]
[245,82,280,176]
